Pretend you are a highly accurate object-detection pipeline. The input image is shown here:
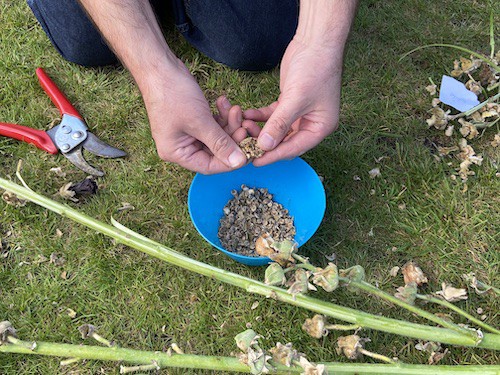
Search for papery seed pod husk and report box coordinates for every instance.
[302,315,328,339]
[78,324,96,339]
[336,335,368,360]
[264,263,286,286]
[435,282,468,302]
[269,342,299,367]
[312,263,339,292]
[2,191,27,207]
[298,356,327,375]
[255,233,275,257]
[269,239,297,266]
[247,347,272,374]
[287,269,310,296]
[394,282,418,305]
[235,329,259,352]
[0,321,17,345]
[339,265,365,292]
[401,261,428,286]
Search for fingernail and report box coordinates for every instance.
[258,133,275,150]
[228,150,246,168]
[222,97,231,110]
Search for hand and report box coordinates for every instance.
[243,38,343,166]
[143,64,247,174]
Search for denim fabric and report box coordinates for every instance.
[174,0,298,71]
[27,0,298,71]
[27,0,118,66]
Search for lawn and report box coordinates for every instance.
[0,0,499,374]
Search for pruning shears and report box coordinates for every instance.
[0,68,126,176]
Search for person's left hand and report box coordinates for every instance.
[243,37,344,166]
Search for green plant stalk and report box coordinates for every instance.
[339,278,482,341]
[416,294,500,335]
[1,179,500,350]
[450,92,500,120]
[2,340,500,375]
[294,257,484,340]
[400,44,500,73]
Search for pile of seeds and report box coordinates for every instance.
[239,137,265,159]
[218,185,295,256]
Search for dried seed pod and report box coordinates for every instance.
[401,261,428,286]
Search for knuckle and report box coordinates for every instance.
[211,134,231,155]
[271,117,290,135]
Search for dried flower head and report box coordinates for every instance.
[255,233,275,258]
[246,347,272,375]
[256,236,297,266]
[235,329,260,352]
[463,272,493,294]
[311,263,339,292]
[269,342,299,367]
[302,315,328,339]
[339,266,365,291]
[297,356,327,375]
[426,107,450,130]
[435,282,468,302]
[395,282,418,305]
[0,321,17,345]
[458,119,479,140]
[401,261,428,286]
[2,191,26,207]
[425,84,437,95]
[336,335,370,360]
[78,324,96,339]
[287,269,316,296]
[270,239,297,266]
[450,57,482,77]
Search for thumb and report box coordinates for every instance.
[195,121,247,169]
[257,100,301,151]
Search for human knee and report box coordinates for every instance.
[27,0,117,67]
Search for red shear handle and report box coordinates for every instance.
[0,122,59,154]
[36,68,83,120]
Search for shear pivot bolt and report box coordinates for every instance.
[72,131,84,139]
[61,144,70,151]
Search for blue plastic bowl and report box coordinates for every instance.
[188,158,326,266]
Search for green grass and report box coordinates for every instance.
[1,0,499,373]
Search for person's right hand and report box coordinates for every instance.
[142,62,247,174]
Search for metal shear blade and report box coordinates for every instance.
[59,133,126,177]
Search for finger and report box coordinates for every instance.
[242,119,261,138]
[215,96,232,126]
[257,100,301,151]
[252,126,329,167]
[181,148,237,174]
[231,127,248,143]
[243,101,278,122]
[225,105,243,136]
[190,118,247,170]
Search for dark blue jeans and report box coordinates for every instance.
[27,0,298,71]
